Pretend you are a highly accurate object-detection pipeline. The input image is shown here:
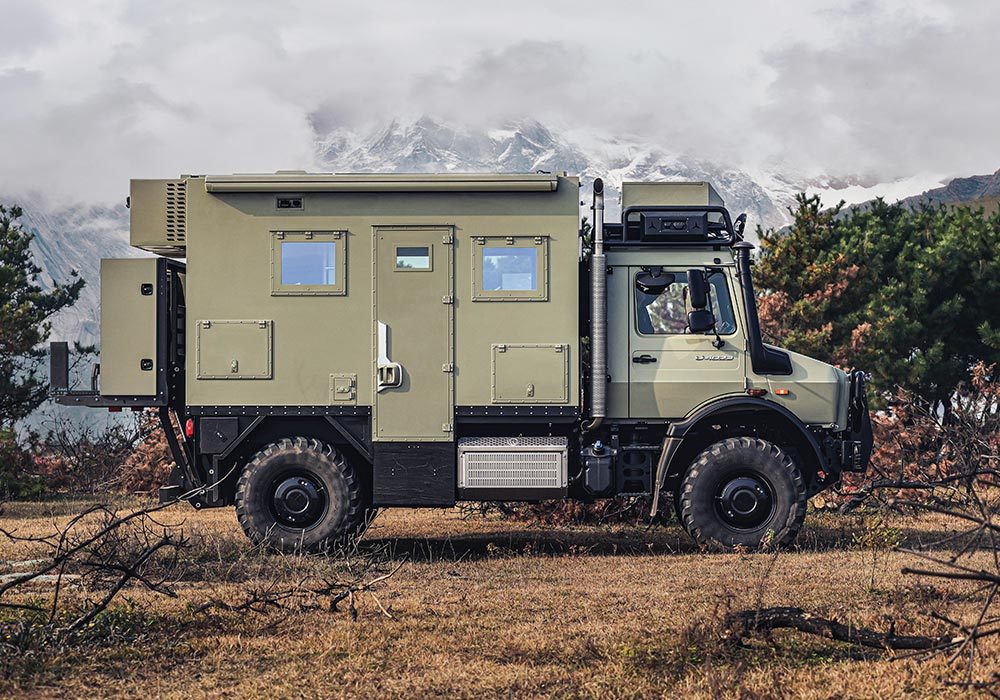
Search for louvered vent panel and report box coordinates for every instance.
[165,180,187,244]
[458,437,567,490]
[463,452,562,488]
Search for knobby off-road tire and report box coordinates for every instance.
[679,437,806,551]
[235,437,372,553]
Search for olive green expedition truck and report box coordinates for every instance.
[50,172,873,552]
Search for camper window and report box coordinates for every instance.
[395,246,432,271]
[282,242,336,285]
[271,231,347,296]
[471,236,549,301]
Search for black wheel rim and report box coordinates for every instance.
[714,473,775,530]
[269,471,328,529]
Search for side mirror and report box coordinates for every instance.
[687,309,716,333]
[686,269,710,309]
[635,268,675,295]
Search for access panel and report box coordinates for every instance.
[491,343,569,404]
[195,320,273,379]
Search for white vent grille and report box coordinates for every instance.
[165,180,187,244]
[458,437,567,490]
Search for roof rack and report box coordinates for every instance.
[606,205,737,247]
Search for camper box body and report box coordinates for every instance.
[115,173,580,506]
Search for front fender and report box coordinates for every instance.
[649,397,827,516]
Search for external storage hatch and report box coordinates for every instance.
[100,258,159,396]
[491,343,570,404]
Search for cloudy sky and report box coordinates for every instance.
[1,0,997,203]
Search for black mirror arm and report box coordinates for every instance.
[711,327,725,349]
[703,311,724,348]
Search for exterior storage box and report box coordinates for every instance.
[621,181,724,210]
[100,258,159,396]
[130,179,187,257]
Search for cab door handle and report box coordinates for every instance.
[633,354,657,364]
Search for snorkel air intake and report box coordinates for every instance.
[734,241,792,375]
[587,179,607,428]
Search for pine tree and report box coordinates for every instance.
[0,203,85,425]
[755,195,1000,408]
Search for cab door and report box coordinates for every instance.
[628,267,746,418]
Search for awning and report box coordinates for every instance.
[204,172,560,193]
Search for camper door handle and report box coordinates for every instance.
[377,364,402,391]
[633,354,657,364]
[376,321,403,393]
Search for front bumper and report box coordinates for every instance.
[838,370,874,473]
[835,433,871,472]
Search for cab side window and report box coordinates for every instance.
[635,270,736,335]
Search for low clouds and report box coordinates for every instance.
[0,0,996,204]
[758,2,1000,180]
[0,0,318,203]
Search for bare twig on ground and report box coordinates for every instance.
[0,499,188,677]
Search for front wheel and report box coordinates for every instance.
[679,437,806,550]
[235,437,373,553]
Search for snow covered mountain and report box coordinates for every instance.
[316,117,800,229]
[12,115,974,350]
[898,168,1000,208]
[16,198,136,347]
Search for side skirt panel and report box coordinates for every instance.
[373,442,456,507]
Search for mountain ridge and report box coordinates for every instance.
[316,117,797,229]
[9,116,996,349]
[898,169,1000,209]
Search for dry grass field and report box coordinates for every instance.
[0,498,996,699]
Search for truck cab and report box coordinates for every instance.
[51,172,872,551]
[586,180,871,546]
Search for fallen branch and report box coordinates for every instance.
[725,607,962,651]
[192,581,305,615]
[0,501,181,595]
[66,535,179,634]
[902,566,1000,586]
[0,501,187,640]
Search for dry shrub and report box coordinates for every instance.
[118,411,172,493]
[841,361,1000,508]
[27,409,171,496]
[465,497,653,527]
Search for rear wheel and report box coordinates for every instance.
[679,437,806,550]
[235,437,373,553]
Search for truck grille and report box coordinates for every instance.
[458,437,567,490]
